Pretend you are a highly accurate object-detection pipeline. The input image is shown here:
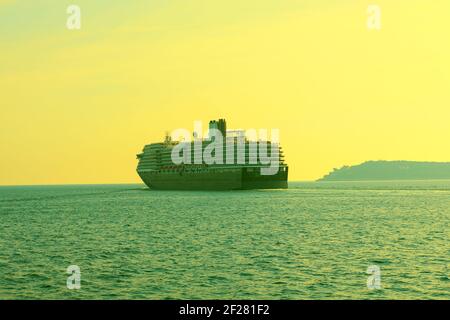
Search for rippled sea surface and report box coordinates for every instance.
[0,181,449,299]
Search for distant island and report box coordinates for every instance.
[318,161,450,181]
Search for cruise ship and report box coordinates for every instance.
[136,119,288,190]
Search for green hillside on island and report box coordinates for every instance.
[318,161,450,181]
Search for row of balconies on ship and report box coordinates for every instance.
[142,147,285,158]
[139,151,285,162]
[143,141,284,151]
[138,163,288,173]
[138,158,286,171]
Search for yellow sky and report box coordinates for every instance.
[1,0,449,185]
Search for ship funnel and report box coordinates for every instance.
[208,119,226,140]
[218,119,227,139]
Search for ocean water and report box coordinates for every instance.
[0,181,449,300]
